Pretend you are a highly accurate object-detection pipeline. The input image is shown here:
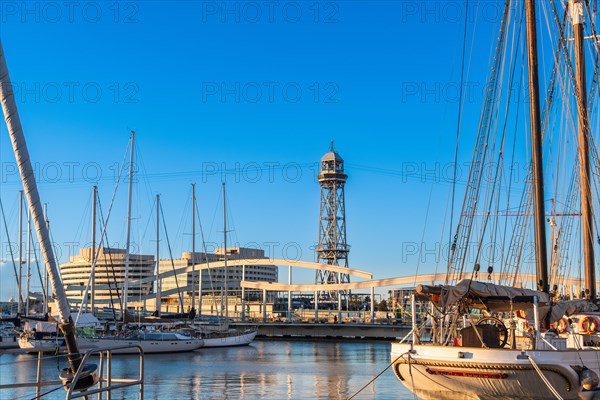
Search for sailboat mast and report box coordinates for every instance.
[25,208,31,316]
[17,190,23,314]
[525,0,549,293]
[570,0,595,300]
[0,40,84,373]
[90,185,97,313]
[223,182,228,319]
[43,203,49,315]
[123,131,135,321]
[155,194,161,317]
[191,183,196,313]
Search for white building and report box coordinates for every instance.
[158,247,278,298]
[60,247,155,306]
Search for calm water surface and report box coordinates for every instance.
[0,340,415,399]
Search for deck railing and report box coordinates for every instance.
[0,345,144,400]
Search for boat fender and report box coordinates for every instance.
[557,317,569,334]
[580,317,598,334]
[579,367,600,391]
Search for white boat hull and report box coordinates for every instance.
[391,342,600,400]
[78,337,203,354]
[201,330,257,348]
[18,337,65,353]
[0,334,18,349]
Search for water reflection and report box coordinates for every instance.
[0,340,408,399]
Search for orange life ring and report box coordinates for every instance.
[557,317,568,334]
[523,320,534,333]
[579,316,598,334]
[515,310,527,319]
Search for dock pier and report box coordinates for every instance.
[234,322,411,340]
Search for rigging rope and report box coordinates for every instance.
[159,202,185,311]
[447,0,470,279]
[472,0,523,280]
[0,196,22,307]
[74,135,130,324]
[98,201,122,322]
[446,0,512,284]
[527,355,564,400]
[195,200,219,312]
[346,351,410,400]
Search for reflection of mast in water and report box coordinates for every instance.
[191,374,201,399]
[312,342,350,399]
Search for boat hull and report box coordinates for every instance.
[78,337,203,354]
[202,330,257,348]
[0,334,18,349]
[391,342,600,400]
[18,337,65,353]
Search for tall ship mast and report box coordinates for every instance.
[389,1,600,398]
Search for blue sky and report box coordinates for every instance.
[0,1,535,300]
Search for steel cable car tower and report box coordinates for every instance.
[315,141,350,300]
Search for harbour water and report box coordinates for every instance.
[0,339,413,399]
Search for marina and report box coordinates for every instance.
[1,0,600,399]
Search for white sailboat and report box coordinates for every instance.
[0,322,18,350]
[391,281,600,399]
[74,134,203,354]
[78,331,202,354]
[197,326,257,348]
[391,0,600,399]
[191,182,257,347]
[18,319,65,353]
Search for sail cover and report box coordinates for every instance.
[418,279,551,308]
[416,279,597,324]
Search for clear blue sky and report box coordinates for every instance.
[0,1,525,301]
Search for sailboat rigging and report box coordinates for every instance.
[123,130,135,320]
[182,182,257,347]
[391,0,600,398]
[223,182,229,322]
[76,138,202,353]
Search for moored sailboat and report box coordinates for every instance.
[391,0,600,398]
[391,281,600,399]
[0,322,18,350]
[70,135,204,354]
[78,330,203,354]
[188,182,257,347]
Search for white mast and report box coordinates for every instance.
[122,131,135,321]
[191,183,196,313]
[17,190,22,315]
[43,203,49,315]
[222,182,229,320]
[90,185,97,314]
[155,194,161,317]
[25,208,31,316]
